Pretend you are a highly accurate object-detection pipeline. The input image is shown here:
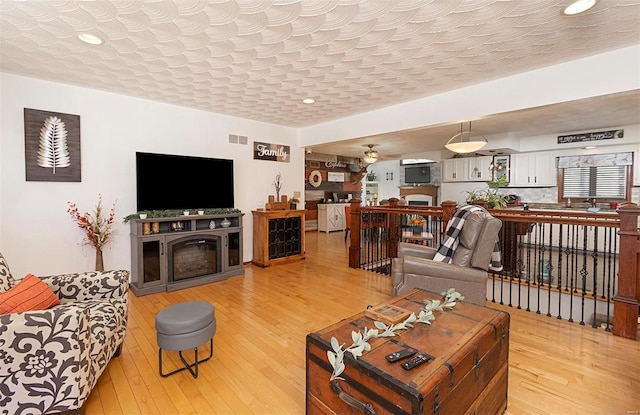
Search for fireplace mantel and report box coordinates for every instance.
[399,186,439,206]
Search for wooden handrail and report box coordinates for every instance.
[348,200,640,340]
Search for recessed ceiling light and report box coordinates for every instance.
[302,98,315,104]
[78,33,103,45]
[563,0,596,15]
[583,146,596,149]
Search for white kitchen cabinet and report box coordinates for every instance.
[511,153,557,187]
[318,203,349,233]
[443,156,492,182]
[467,156,494,181]
[442,158,468,182]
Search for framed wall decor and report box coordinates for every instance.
[24,108,81,182]
[492,155,510,182]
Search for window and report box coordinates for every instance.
[561,165,629,200]
[558,152,633,202]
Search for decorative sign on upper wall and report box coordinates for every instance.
[24,108,81,182]
[557,129,624,144]
[254,141,290,162]
[325,160,346,169]
[327,172,345,182]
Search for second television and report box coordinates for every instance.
[404,165,431,184]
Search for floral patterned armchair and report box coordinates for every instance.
[0,252,129,414]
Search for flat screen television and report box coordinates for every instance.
[404,166,431,184]
[136,152,234,211]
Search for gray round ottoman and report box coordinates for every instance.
[156,301,216,378]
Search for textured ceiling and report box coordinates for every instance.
[1,0,639,129]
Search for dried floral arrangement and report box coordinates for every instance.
[67,194,116,250]
[273,172,283,200]
[327,289,464,382]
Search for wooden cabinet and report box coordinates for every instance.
[511,152,557,186]
[130,213,244,296]
[252,210,305,267]
[318,203,348,232]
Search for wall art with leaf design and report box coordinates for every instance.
[24,108,81,182]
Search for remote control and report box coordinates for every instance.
[401,354,431,371]
[385,347,417,363]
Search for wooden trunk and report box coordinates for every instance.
[306,289,510,415]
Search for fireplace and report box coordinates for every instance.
[168,235,222,282]
[129,213,244,296]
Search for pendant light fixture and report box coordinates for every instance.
[363,144,379,164]
[563,0,596,15]
[445,121,488,154]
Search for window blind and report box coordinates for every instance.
[562,165,627,199]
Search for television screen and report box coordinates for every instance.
[136,152,234,211]
[405,166,430,184]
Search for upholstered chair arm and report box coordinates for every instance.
[0,303,91,414]
[397,242,437,260]
[391,255,488,306]
[40,269,130,303]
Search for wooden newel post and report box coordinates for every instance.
[613,202,640,340]
[388,198,400,258]
[440,200,459,232]
[349,199,362,268]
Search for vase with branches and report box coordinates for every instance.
[67,194,116,271]
[273,172,282,200]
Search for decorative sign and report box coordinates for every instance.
[24,108,81,182]
[253,141,290,162]
[328,172,345,182]
[557,129,624,144]
[325,160,346,169]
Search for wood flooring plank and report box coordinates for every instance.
[80,231,640,415]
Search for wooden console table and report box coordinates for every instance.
[252,209,305,267]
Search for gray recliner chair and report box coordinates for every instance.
[391,209,502,306]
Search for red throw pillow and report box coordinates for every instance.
[0,273,60,314]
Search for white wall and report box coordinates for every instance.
[365,160,402,202]
[0,73,303,278]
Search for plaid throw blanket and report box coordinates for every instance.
[433,205,503,271]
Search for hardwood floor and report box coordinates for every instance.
[85,231,640,414]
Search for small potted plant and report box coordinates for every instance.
[138,211,148,219]
[410,216,426,235]
[290,197,300,210]
[197,209,205,215]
